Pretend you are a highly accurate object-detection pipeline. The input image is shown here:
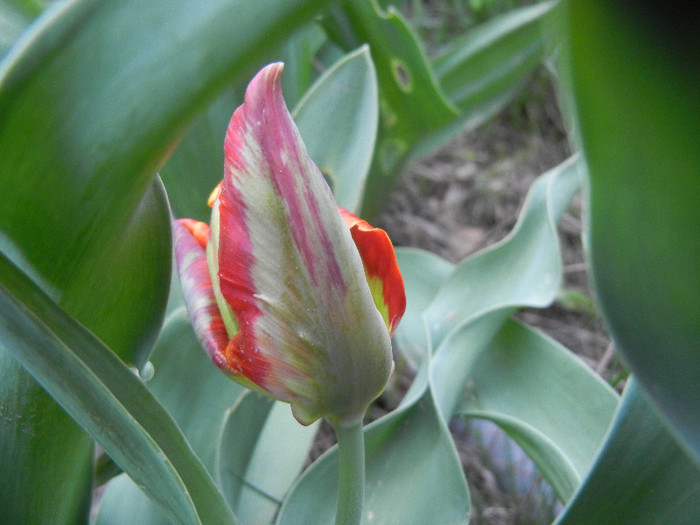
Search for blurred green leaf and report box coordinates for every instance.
[0,0,35,56]
[1,0,331,520]
[434,2,554,110]
[0,253,237,525]
[0,353,93,525]
[0,0,332,364]
[96,307,247,524]
[454,319,618,501]
[0,176,170,524]
[217,392,319,525]
[160,88,241,222]
[419,1,556,158]
[293,45,378,213]
[566,1,700,462]
[278,22,328,110]
[556,380,700,524]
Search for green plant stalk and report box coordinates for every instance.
[332,420,366,525]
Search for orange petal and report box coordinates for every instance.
[339,207,406,335]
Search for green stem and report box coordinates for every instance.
[332,420,366,525]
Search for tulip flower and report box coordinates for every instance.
[172,62,405,430]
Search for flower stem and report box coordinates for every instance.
[333,420,366,525]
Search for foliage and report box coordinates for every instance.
[1,0,698,524]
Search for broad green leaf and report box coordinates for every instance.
[0,0,332,363]
[566,1,700,461]
[0,177,170,524]
[556,380,700,524]
[277,387,470,525]
[424,154,582,347]
[217,392,319,524]
[453,319,618,502]
[393,247,454,368]
[96,307,247,524]
[0,354,93,525]
[293,45,379,213]
[1,0,331,519]
[0,253,237,525]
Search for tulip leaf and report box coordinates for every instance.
[0,253,238,525]
[0,0,36,57]
[160,88,242,223]
[424,154,582,347]
[94,475,174,525]
[0,0,332,364]
[217,392,319,524]
[278,22,328,110]
[96,307,246,524]
[1,0,331,519]
[327,1,554,218]
[418,1,556,158]
[556,380,700,524]
[293,45,379,213]
[393,247,454,368]
[566,1,700,463]
[0,177,171,524]
[0,353,93,525]
[434,2,554,110]
[453,319,618,502]
[277,387,470,525]
[324,0,457,218]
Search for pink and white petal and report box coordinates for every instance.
[216,63,392,424]
[172,220,232,374]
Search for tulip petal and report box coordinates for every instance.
[172,220,232,373]
[216,63,392,425]
[339,207,406,335]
